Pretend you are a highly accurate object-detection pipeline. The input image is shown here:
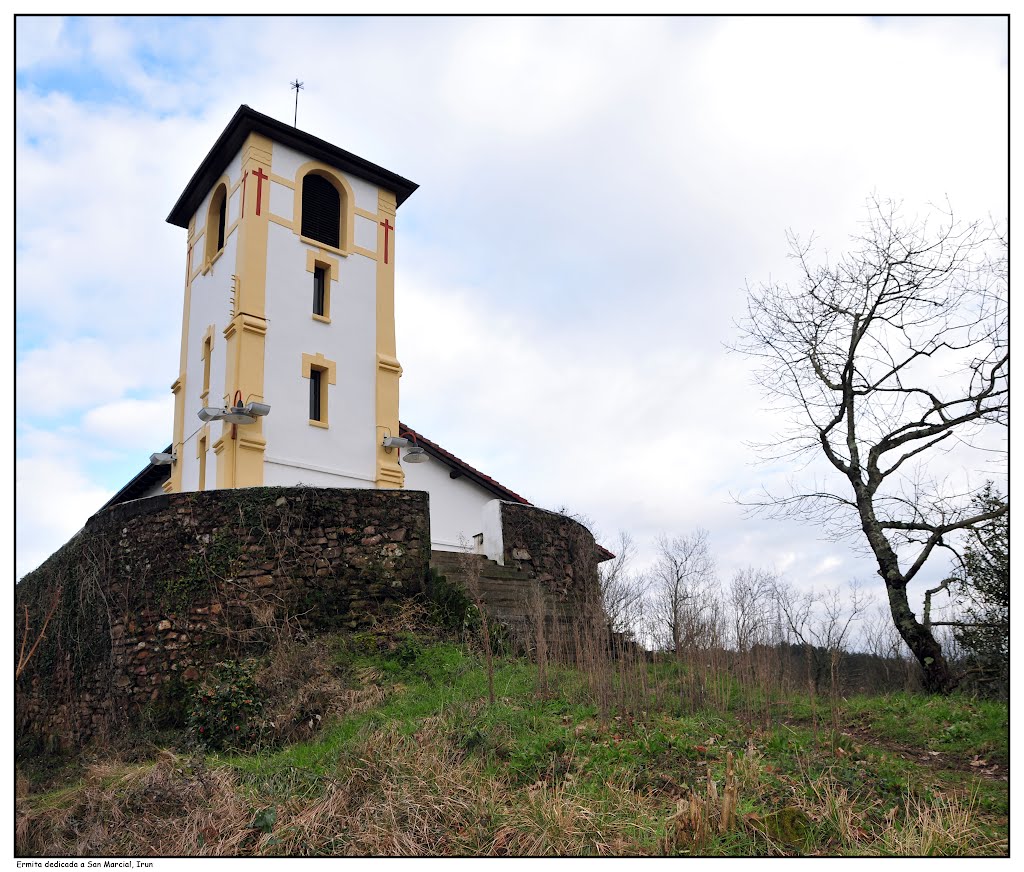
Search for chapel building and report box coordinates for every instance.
[107,105,532,554]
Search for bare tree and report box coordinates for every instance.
[598,531,650,639]
[651,528,718,656]
[737,199,1007,693]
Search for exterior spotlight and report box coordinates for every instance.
[150,452,176,466]
[402,446,428,464]
[220,406,257,424]
[382,430,428,463]
[198,400,271,425]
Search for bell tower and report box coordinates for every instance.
[164,105,418,495]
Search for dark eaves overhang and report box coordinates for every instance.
[166,104,419,228]
[99,445,172,512]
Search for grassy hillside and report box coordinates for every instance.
[16,616,1008,857]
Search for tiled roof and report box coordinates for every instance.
[398,422,532,505]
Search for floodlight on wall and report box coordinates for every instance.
[198,395,271,425]
[381,430,429,464]
[150,452,176,466]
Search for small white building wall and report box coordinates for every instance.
[400,458,500,552]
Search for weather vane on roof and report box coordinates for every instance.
[290,79,304,128]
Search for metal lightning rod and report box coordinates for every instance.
[290,79,304,127]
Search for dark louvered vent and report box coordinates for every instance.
[301,174,341,248]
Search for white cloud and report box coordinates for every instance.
[13,16,1007,611]
[15,337,173,417]
[81,396,175,450]
[15,452,112,580]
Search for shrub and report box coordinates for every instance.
[187,660,266,751]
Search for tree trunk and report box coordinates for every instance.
[858,492,959,694]
[886,580,957,694]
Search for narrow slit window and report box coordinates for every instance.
[217,196,226,251]
[197,435,208,492]
[201,334,212,400]
[309,368,323,422]
[313,266,326,316]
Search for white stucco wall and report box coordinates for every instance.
[354,215,377,250]
[347,174,379,213]
[261,218,379,487]
[177,147,242,493]
[400,457,501,552]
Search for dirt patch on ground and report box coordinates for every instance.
[836,722,1007,782]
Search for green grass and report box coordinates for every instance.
[17,633,1009,857]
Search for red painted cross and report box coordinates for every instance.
[241,170,248,218]
[253,167,268,216]
[379,218,394,265]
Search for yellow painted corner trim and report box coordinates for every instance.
[301,352,337,384]
[354,206,378,221]
[377,352,402,375]
[308,419,329,429]
[352,245,378,261]
[269,172,295,189]
[161,478,174,494]
[312,313,331,324]
[171,375,184,393]
[268,213,294,231]
[237,432,267,450]
[378,189,397,215]
[223,312,268,340]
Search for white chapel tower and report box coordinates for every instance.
[164,105,418,495]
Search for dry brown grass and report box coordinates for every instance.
[873,787,1006,857]
[16,750,249,856]
[257,639,355,746]
[17,718,669,857]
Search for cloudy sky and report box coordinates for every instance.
[14,15,1008,624]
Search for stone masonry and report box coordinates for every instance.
[15,487,430,750]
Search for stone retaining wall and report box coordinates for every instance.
[499,502,604,612]
[15,487,430,751]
